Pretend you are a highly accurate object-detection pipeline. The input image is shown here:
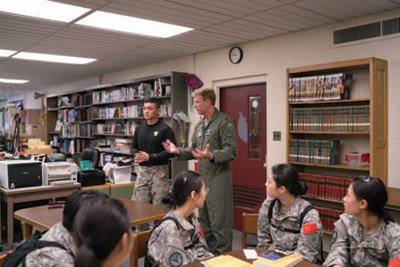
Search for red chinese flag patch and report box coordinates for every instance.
[303,223,318,234]
[199,226,204,238]
[389,257,400,267]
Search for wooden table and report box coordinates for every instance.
[0,183,81,250]
[15,197,169,236]
[182,248,321,266]
[15,198,170,267]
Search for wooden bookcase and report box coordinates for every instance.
[46,72,188,179]
[286,57,388,234]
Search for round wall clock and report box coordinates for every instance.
[229,46,243,64]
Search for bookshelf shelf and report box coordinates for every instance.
[289,98,369,105]
[287,57,387,234]
[290,162,369,171]
[289,131,369,135]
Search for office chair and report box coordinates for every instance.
[81,148,101,169]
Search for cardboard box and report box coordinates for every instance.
[26,124,48,142]
[25,109,44,125]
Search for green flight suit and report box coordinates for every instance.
[178,108,238,255]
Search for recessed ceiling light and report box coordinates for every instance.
[0,49,17,57]
[13,52,97,64]
[0,0,90,23]
[76,11,193,38]
[0,78,29,84]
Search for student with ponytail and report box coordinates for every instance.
[324,176,400,267]
[147,170,214,267]
[74,197,132,267]
[257,163,323,263]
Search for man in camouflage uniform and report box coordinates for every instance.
[163,88,238,255]
[131,98,176,231]
[257,197,323,263]
[148,209,214,266]
[21,190,107,267]
[323,213,400,267]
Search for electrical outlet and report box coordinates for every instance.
[273,131,281,141]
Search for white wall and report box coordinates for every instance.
[42,8,400,187]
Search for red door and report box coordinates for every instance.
[220,84,267,230]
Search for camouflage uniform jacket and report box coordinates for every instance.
[257,197,323,263]
[323,213,400,267]
[20,222,76,267]
[147,209,214,266]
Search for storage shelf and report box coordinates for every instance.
[74,105,92,109]
[303,195,343,204]
[93,134,131,137]
[290,162,370,171]
[59,106,74,109]
[289,131,369,135]
[75,136,94,139]
[47,108,59,111]
[92,96,171,106]
[48,131,59,135]
[73,121,92,124]
[289,98,369,105]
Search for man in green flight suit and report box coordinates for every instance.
[163,88,238,255]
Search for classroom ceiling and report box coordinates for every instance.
[0,0,399,97]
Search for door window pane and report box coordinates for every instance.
[249,96,261,158]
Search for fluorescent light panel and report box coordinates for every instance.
[0,49,17,57]
[0,0,90,23]
[76,11,193,38]
[0,78,29,84]
[13,52,96,64]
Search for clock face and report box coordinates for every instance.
[229,46,243,64]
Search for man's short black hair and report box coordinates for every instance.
[144,97,160,109]
[62,190,108,231]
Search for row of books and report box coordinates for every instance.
[92,79,171,104]
[60,124,76,138]
[71,94,93,106]
[93,105,142,119]
[315,206,343,233]
[75,139,92,154]
[299,172,352,200]
[288,73,353,102]
[59,109,92,123]
[290,105,370,132]
[94,122,136,135]
[76,124,92,137]
[289,139,340,165]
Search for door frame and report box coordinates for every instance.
[212,73,268,167]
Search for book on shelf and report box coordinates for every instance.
[202,255,254,267]
[253,252,303,267]
[288,73,353,102]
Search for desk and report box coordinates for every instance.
[15,198,170,267]
[182,249,320,267]
[0,183,81,249]
[15,197,169,237]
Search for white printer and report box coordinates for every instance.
[0,160,42,189]
[42,162,78,185]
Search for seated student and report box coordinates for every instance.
[147,170,214,267]
[257,163,323,263]
[323,176,400,267]
[21,190,107,267]
[74,197,133,267]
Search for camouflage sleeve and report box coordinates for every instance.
[257,199,273,249]
[295,209,323,263]
[323,216,350,267]
[193,232,214,260]
[148,223,190,267]
[385,222,400,264]
[212,119,238,165]
[24,247,74,267]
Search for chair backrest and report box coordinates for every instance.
[81,148,101,168]
[241,212,259,248]
[0,251,12,266]
[130,230,152,267]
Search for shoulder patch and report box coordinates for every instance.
[303,223,318,234]
[227,122,234,132]
[389,257,400,267]
[169,252,183,267]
